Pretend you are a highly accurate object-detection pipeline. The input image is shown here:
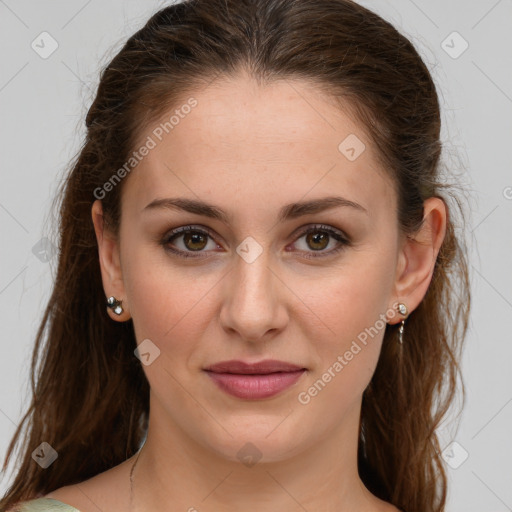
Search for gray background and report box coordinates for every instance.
[1,1,511,510]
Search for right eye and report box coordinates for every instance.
[161,225,221,259]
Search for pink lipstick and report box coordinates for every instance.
[203,359,307,399]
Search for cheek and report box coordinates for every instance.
[121,245,216,350]
[300,250,394,339]
[295,248,395,396]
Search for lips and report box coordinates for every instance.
[204,359,306,374]
[203,359,307,399]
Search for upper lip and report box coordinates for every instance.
[204,359,306,374]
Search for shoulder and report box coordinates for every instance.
[39,456,134,512]
[10,498,81,511]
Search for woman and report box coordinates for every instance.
[1,0,470,511]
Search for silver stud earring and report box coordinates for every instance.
[396,302,408,345]
[106,296,124,315]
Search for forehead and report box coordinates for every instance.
[123,73,396,221]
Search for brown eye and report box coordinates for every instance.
[305,231,330,251]
[161,226,219,259]
[292,225,351,259]
[181,231,208,251]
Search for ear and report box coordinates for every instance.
[388,197,447,324]
[91,200,131,321]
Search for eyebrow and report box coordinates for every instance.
[143,196,368,223]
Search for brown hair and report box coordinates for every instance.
[1,1,470,511]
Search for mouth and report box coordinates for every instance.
[204,359,306,374]
[203,359,307,399]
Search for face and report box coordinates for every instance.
[100,72,406,463]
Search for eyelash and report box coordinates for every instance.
[160,224,351,260]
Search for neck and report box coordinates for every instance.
[128,398,383,512]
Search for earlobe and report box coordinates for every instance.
[389,197,447,322]
[91,200,131,321]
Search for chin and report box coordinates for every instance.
[197,420,312,466]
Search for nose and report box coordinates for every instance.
[219,247,289,343]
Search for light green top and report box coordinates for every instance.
[14,498,80,511]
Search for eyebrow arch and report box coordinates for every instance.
[143,196,368,223]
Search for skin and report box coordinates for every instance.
[45,71,446,512]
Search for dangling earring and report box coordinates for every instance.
[106,296,124,315]
[396,302,408,345]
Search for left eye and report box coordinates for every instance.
[291,225,350,258]
[161,224,350,259]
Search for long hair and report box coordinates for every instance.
[1,1,470,511]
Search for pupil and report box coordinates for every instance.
[185,232,206,251]
[308,232,328,250]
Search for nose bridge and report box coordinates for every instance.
[220,244,286,340]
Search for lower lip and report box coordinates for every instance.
[204,370,306,399]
